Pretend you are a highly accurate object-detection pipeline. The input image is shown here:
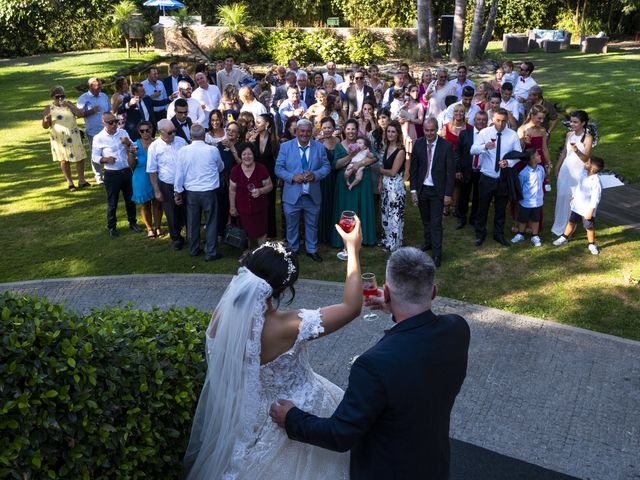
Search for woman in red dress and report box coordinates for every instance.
[439,104,471,215]
[229,142,274,258]
[516,104,552,231]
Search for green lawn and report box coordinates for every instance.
[0,47,638,340]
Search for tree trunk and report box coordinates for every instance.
[417,0,428,51]
[478,0,499,56]
[580,0,588,36]
[125,38,130,59]
[181,32,210,61]
[450,0,467,62]
[426,0,441,57]
[467,0,486,62]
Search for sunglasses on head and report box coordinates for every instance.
[105,120,118,125]
[54,94,65,99]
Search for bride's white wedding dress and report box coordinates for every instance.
[185,268,349,480]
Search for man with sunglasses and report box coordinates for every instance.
[166,80,206,127]
[344,71,376,119]
[514,62,537,118]
[91,112,142,237]
[147,119,189,250]
[171,99,193,144]
[77,77,111,184]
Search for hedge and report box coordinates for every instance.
[0,292,210,479]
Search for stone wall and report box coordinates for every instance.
[152,24,417,57]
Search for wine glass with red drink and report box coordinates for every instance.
[361,273,379,321]
[337,210,355,260]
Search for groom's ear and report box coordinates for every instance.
[431,284,438,301]
[383,283,391,304]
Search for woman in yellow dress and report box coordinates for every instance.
[42,85,92,191]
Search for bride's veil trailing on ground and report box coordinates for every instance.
[184,267,273,479]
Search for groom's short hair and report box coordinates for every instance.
[385,247,435,306]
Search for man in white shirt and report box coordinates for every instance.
[239,86,267,120]
[470,108,522,246]
[192,72,221,119]
[167,81,206,127]
[442,86,480,126]
[142,67,174,120]
[278,87,307,134]
[174,124,225,261]
[500,82,521,126]
[513,62,537,118]
[448,65,475,101]
[216,54,249,91]
[382,74,405,109]
[147,119,189,250]
[91,112,142,237]
[77,77,111,184]
[323,60,344,85]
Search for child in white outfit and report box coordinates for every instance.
[553,156,604,254]
[344,137,372,190]
[511,149,545,247]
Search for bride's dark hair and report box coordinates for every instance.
[242,243,299,306]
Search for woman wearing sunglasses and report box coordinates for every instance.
[128,121,163,238]
[42,85,92,191]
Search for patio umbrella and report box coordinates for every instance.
[143,0,185,16]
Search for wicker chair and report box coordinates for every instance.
[581,36,608,54]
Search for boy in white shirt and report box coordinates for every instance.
[511,149,545,247]
[553,157,604,254]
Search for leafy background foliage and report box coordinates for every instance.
[0,292,209,479]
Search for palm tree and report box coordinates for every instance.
[450,0,467,62]
[466,0,486,62]
[217,2,253,50]
[111,0,143,58]
[172,8,210,61]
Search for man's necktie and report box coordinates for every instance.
[425,142,433,182]
[473,154,479,170]
[300,146,309,170]
[494,132,502,172]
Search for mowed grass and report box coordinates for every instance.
[0,47,638,339]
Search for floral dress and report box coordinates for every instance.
[380,147,406,251]
[49,105,86,163]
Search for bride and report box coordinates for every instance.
[184,217,363,479]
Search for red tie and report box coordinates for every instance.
[472,154,479,170]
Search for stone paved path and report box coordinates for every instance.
[2,274,638,480]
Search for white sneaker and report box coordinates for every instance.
[531,236,542,247]
[511,233,525,243]
[553,236,568,246]
[588,243,600,255]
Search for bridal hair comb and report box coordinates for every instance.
[254,242,297,286]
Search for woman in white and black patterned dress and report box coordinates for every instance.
[379,121,406,251]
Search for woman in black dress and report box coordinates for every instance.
[216,121,242,235]
[252,113,279,238]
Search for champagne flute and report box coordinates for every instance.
[336,210,355,261]
[361,273,379,321]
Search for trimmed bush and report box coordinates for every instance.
[264,27,314,65]
[345,29,389,65]
[304,29,349,64]
[0,292,209,479]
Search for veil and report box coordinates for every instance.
[184,267,273,479]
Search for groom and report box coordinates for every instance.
[270,248,470,479]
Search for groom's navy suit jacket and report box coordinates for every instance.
[285,310,470,480]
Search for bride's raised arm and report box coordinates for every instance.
[316,216,363,336]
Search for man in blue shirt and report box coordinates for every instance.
[77,77,111,184]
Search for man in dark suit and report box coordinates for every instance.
[118,82,172,141]
[455,110,488,230]
[170,98,193,144]
[343,72,376,118]
[296,72,315,107]
[409,117,455,267]
[270,247,470,480]
[162,61,194,97]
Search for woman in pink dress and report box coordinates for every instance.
[398,85,424,180]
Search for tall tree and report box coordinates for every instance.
[450,0,467,62]
[466,0,486,62]
[417,0,428,50]
[426,0,441,57]
[478,0,499,55]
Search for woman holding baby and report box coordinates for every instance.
[330,118,377,249]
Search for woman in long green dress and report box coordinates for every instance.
[42,85,91,191]
[316,116,343,244]
[331,119,377,248]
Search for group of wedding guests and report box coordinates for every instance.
[42,55,605,261]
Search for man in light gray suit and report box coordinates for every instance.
[275,119,330,262]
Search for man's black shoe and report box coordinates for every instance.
[205,253,223,262]
[190,248,203,257]
[129,223,144,233]
[172,241,184,251]
[493,235,510,246]
[109,228,118,238]
[306,252,323,262]
[455,219,466,230]
[475,234,486,246]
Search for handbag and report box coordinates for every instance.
[223,217,248,250]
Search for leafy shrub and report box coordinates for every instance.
[391,28,420,59]
[345,29,389,65]
[0,292,209,479]
[304,29,349,64]
[263,27,314,65]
